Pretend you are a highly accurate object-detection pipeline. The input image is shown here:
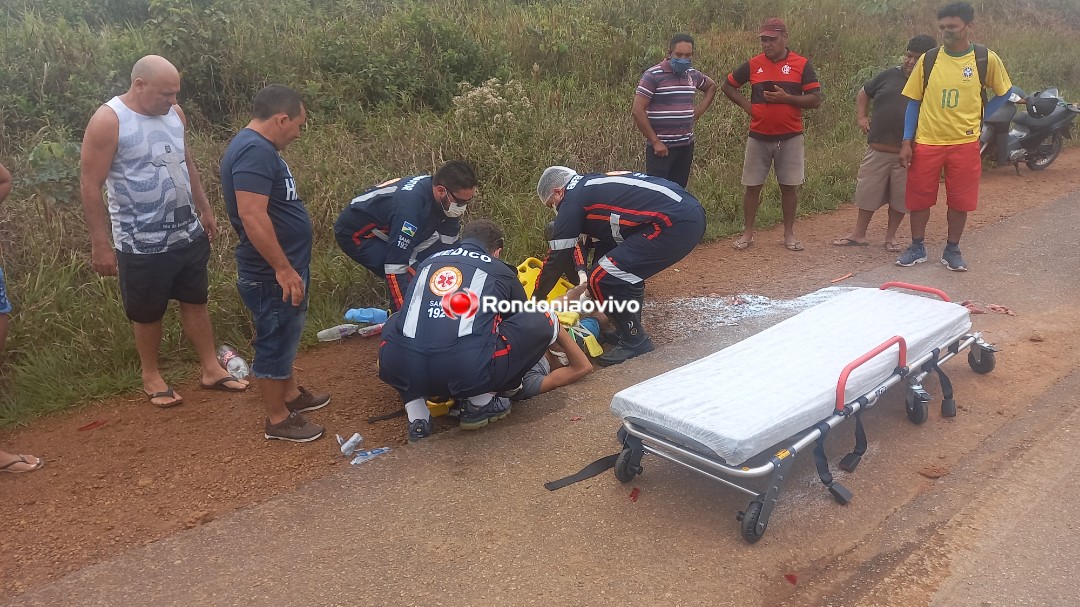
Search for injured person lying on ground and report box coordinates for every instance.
[501,317,593,402]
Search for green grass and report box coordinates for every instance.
[1,0,1079,425]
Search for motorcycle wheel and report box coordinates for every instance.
[1026,132,1064,171]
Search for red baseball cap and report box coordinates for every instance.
[759,17,787,37]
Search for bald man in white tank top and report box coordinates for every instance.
[80,55,248,408]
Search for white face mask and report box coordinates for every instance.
[444,202,467,218]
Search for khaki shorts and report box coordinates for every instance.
[854,147,908,213]
[741,135,805,186]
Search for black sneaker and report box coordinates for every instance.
[286,386,331,413]
[264,412,325,442]
[459,396,512,430]
[408,418,433,443]
[596,336,655,367]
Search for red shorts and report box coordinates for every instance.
[904,142,981,212]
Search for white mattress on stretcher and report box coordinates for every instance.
[610,288,972,466]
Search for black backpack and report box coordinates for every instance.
[922,44,989,109]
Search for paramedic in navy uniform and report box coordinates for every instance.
[533,167,706,366]
[377,219,559,442]
[334,161,477,312]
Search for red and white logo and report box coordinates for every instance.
[429,266,463,296]
[441,288,479,319]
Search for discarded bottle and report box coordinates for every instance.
[356,323,384,337]
[335,432,364,457]
[344,307,389,324]
[216,344,251,380]
[317,324,360,342]
[350,447,391,466]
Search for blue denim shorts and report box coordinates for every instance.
[237,271,309,380]
[0,267,12,315]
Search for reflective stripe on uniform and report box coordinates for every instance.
[370,229,389,242]
[410,233,441,265]
[598,256,643,284]
[548,238,578,250]
[385,263,409,275]
[349,186,398,207]
[458,268,488,337]
[583,175,682,202]
[402,265,431,338]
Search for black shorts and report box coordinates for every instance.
[117,235,210,324]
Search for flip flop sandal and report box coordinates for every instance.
[785,241,805,252]
[199,376,249,393]
[832,238,869,247]
[732,238,754,250]
[0,454,45,473]
[145,388,184,408]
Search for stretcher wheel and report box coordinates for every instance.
[968,349,996,374]
[739,501,766,543]
[614,447,640,483]
[906,391,929,425]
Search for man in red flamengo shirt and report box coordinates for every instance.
[721,17,822,252]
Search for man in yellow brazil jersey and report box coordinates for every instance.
[895,2,1013,272]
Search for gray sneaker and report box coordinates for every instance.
[895,242,928,267]
[459,396,512,430]
[265,411,325,442]
[941,246,969,271]
[286,386,331,413]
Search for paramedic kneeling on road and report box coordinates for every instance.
[533,167,706,366]
[378,219,560,442]
[334,161,477,311]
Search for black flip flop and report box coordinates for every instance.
[145,387,184,408]
[198,377,249,393]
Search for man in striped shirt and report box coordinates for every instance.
[633,33,718,187]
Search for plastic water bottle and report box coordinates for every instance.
[317,324,359,342]
[216,344,251,379]
[344,307,389,324]
[350,447,391,466]
[335,432,364,457]
[356,323,384,337]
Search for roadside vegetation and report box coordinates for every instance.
[1,0,1078,423]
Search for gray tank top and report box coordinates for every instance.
[104,96,203,254]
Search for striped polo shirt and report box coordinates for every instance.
[636,60,716,148]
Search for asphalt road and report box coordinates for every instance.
[6,190,1080,607]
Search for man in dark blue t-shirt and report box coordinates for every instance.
[220,84,330,443]
[833,35,936,251]
[333,161,477,312]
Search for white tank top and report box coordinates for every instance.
[104,96,203,254]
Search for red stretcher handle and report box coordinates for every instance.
[835,336,907,412]
[879,282,950,302]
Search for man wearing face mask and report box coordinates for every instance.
[334,161,477,311]
[632,33,717,188]
[833,35,937,252]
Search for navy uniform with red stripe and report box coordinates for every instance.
[534,171,706,365]
[334,175,461,311]
[378,239,558,405]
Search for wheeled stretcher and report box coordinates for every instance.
[609,283,998,543]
